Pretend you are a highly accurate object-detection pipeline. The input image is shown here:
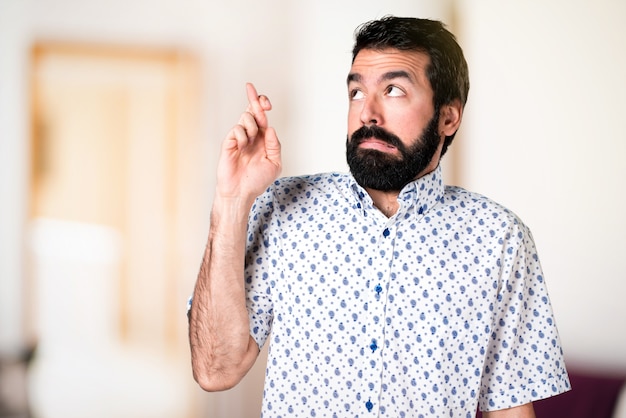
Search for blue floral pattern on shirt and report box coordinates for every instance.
[245,165,570,417]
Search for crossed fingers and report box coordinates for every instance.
[232,83,273,148]
[243,82,272,128]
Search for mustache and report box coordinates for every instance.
[350,125,404,149]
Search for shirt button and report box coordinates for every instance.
[375,284,383,295]
[383,228,390,237]
[365,399,374,412]
[370,339,378,353]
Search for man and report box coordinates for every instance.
[188,16,570,417]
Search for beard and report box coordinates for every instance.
[346,113,441,191]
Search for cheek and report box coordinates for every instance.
[390,108,432,140]
[383,114,412,141]
[347,107,362,135]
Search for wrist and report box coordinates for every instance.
[211,194,255,225]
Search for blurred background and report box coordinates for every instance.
[1,0,625,417]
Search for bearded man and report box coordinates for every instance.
[188,16,570,418]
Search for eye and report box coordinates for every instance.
[350,88,365,100]
[386,85,405,97]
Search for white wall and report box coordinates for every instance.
[456,0,626,369]
[1,0,625,416]
[0,0,30,355]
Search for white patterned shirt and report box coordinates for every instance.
[244,165,569,417]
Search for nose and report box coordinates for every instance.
[360,95,382,126]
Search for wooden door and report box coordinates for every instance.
[28,42,200,418]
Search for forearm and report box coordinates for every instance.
[188,195,259,391]
[483,403,535,418]
[189,82,280,391]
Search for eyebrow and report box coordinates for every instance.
[347,70,414,85]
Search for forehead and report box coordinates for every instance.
[349,48,431,85]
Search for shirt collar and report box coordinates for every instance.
[348,165,445,220]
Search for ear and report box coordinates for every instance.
[438,99,463,137]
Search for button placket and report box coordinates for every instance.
[362,224,395,414]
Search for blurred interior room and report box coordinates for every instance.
[1,1,625,417]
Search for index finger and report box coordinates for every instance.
[245,83,270,128]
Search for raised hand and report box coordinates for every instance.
[216,83,282,201]
[191,83,280,391]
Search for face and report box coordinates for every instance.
[346,48,443,191]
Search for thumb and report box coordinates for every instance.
[265,127,282,168]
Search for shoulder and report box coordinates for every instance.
[444,186,519,218]
[272,172,352,191]
[251,172,352,213]
[266,172,353,201]
[442,185,531,239]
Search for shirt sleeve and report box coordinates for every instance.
[244,185,281,350]
[479,223,571,411]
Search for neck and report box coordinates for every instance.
[364,163,441,218]
[366,188,400,218]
